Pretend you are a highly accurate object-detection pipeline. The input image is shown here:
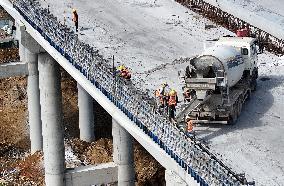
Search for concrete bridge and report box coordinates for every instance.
[0,0,251,185]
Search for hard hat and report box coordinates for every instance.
[169,89,176,96]
[72,9,77,13]
[117,65,125,71]
[161,82,168,87]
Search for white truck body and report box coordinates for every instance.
[180,36,259,124]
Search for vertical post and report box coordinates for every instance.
[19,43,26,62]
[112,119,135,186]
[26,49,42,153]
[38,53,65,186]
[77,83,95,142]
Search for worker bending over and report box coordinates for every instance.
[72,9,79,32]
[116,65,131,80]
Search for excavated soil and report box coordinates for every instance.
[0,48,20,64]
[69,138,165,186]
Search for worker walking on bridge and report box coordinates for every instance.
[168,89,178,122]
[155,82,170,112]
[72,9,79,32]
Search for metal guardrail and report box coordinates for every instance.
[11,0,255,185]
[176,0,284,55]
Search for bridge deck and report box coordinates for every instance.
[1,0,284,185]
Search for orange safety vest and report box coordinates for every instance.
[187,120,193,132]
[72,12,78,23]
[155,89,160,97]
[121,69,131,79]
[168,95,177,106]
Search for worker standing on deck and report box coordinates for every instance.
[72,9,79,32]
[155,82,170,112]
[168,89,178,122]
[186,117,195,137]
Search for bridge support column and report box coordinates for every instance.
[77,83,95,142]
[38,53,65,186]
[26,49,42,153]
[165,170,188,186]
[15,20,26,62]
[112,119,135,186]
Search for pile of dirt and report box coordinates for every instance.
[0,151,44,185]
[0,48,20,64]
[0,77,29,150]
[69,138,165,186]
[0,6,13,20]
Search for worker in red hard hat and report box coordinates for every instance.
[72,9,79,32]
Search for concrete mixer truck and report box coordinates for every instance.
[178,36,259,125]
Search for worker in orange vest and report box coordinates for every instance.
[168,89,178,122]
[186,118,195,137]
[121,68,131,80]
[116,65,131,80]
[72,9,79,32]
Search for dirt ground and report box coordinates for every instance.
[0,48,20,64]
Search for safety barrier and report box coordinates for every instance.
[176,0,284,55]
[12,0,255,185]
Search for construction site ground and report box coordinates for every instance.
[39,0,284,185]
[0,0,284,185]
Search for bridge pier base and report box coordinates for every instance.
[112,119,135,186]
[38,53,65,186]
[77,83,95,142]
[26,49,42,153]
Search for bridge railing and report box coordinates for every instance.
[11,0,254,185]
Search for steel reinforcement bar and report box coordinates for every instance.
[11,0,255,185]
[176,0,284,55]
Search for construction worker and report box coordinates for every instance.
[183,88,191,102]
[155,82,170,111]
[116,65,131,80]
[72,9,79,32]
[186,117,195,137]
[121,67,131,80]
[168,89,178,122]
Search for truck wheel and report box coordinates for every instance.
[251,79,257,91]
[228,107,238,125]
[237,100,242,116]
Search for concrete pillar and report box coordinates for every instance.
[19,43,26,62]
[77,83,95,142]
[38,53,65,186]
[112,119,135,186]
[15,20,25,61]
[26,49,42,153]
[165,170,187,186]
